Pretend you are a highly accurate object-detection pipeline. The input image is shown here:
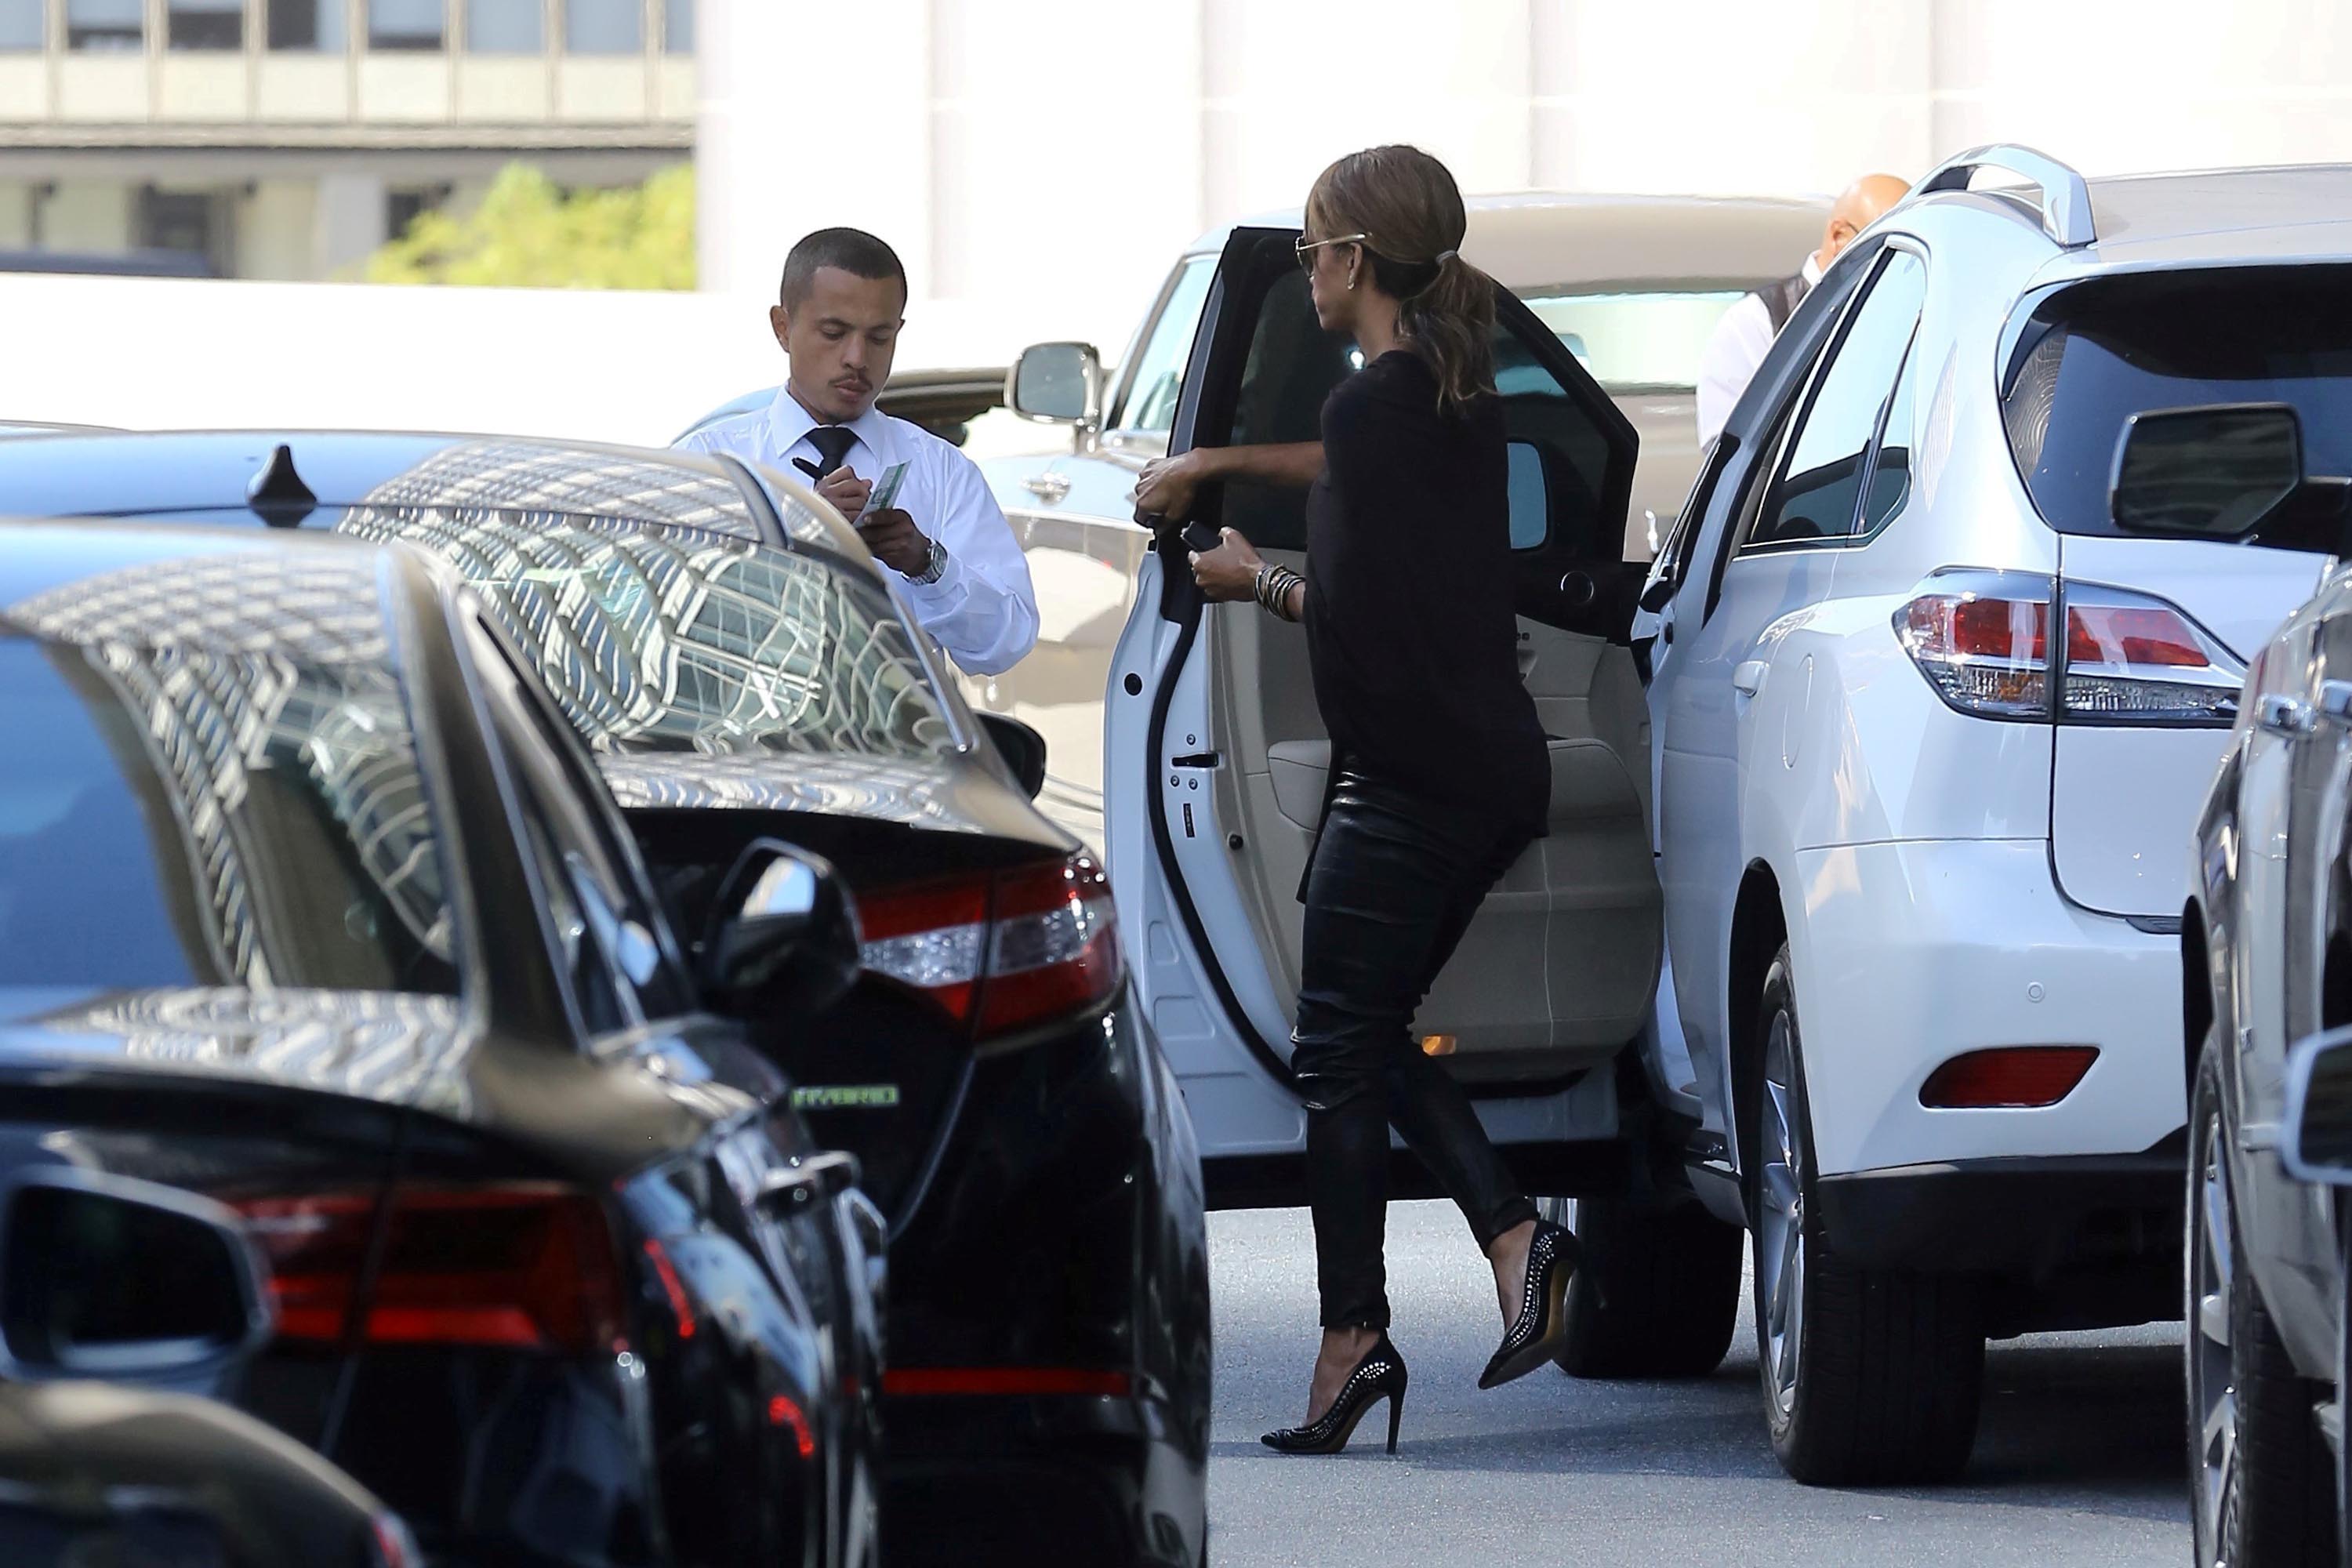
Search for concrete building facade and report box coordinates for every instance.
[698,0,2352,356]
[0,0,695,278]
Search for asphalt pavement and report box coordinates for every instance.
[1207,1201,2187,1568]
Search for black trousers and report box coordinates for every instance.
[1292,768,1541,1330]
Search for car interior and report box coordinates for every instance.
[1193,269,1661,1088]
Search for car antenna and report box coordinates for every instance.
[248,442,317,528]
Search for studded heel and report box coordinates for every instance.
[1261,1334,1409,1455]
[1478,1218,1580,1390]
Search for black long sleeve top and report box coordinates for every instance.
[1300,349,1551,837]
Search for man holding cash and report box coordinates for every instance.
[677,227,1039,676]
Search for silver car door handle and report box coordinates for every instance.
[2258,694,2318,736]
[1733,660,1769,697]
[2319,679,2352,721]
[1024,473,1072,503]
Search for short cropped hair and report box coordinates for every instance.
[779,227,908,310]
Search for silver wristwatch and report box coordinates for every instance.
[910,536,948,585]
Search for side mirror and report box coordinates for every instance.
[2285,1025,2352,1183]
[977,711,1048,800]
[0,1169,272,1393]
[1007,343,1103,430]
[1638,576,1675,615]
[2109,403,2310,543]
[699,840,862,1018]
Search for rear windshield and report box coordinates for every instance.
[340,510,959,763]
[2004,266,2352,535]
[1516,286,1753,394]
[0,638,458,996]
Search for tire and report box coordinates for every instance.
[1749,942,1985,1486]
[1539,1192,1742,1379]
[2187,1038,2335,1568]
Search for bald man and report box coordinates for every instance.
[1695,172,1910,446]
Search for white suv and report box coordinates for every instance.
[1105,147,2331,1485]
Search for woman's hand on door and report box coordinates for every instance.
[1134,449,1211,521]
[1189,527,1265,602]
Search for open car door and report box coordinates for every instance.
[1104,227,1666,1207]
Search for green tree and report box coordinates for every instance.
[366,162,695,289]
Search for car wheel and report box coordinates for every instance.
[1750,942,1985,1485]
[2187,1037,2334,1567]
[1539,1192,1742,1379]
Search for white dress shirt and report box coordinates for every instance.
[678,387,1040,677]
[1694,251,1825,448]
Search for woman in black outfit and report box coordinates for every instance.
[1133,144,1578,1454]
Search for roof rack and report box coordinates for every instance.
[1914,144,2096,249]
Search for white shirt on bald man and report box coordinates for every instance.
[681,387,1040,678]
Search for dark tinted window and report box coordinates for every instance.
[1750,249,1926,550]
[0,639,457,995]
[1221,270,1618,555]
[472,626,684,1033]
[2005,266,2352,536]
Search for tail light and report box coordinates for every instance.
[856,852,1121,1040]
[237,1183,627,1354]
[1895,572,2242,726]
[1919,1047,2099,1108]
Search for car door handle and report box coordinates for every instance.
[1733,660,1769,697]
[1024,472,1072,503]
[2258,694,2318,736]
[758,1150,860,1212]
[2320,680,2352,722]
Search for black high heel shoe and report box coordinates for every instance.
[1261,1334,1408,1455]
[1478,1218,1580,1390]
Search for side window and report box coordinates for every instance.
[470,622,684,1036]
[1653,437,1729,595]
[1857,329,1922,537]
[1745,249,1927,551]
[1108,256,1215,438]
[1492,327,1613,561]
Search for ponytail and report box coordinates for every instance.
[1306,145,1497,418]
[1396,249,1497,418]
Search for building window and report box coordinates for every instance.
[67,0,143,51]
[663,0,691,53]
[386,184,449,240]
[466,0,539,53]
[169,0,244,50]
[138,189,230,278]
[565,0,640,54]
[368,0,444,51]
[269,0,350,50]
[0,0,43,51]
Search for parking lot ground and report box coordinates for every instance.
[1210,1201,2187,1568]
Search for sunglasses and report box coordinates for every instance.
[1294,233,1368,274]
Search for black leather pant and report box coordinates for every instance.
[1293,768,1541,1330]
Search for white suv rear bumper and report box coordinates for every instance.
[1791,838,2184,1178]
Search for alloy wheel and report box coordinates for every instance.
[1756,1009,1806,1419]
[2188,1104,2238,1559]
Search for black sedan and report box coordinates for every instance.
[0,520,882,1567]
[0,430,1214,1568]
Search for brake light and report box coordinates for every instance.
[2059,585,2242,724]
[857,853,1121,1040]
[1895,573,2242,726]
[237,1184,626,1354]
[1919,1047,2099,1108]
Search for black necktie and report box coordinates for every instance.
[793,426,858,481]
